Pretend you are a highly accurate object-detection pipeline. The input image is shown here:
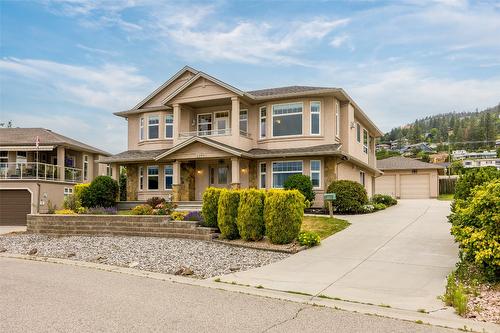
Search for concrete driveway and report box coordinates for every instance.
[0,226,26,235]
[221,199,458,312]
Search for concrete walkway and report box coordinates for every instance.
[221,199,458,312]
[0,226,26,235]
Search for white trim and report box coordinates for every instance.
[271,160,303,188]
[139,117,144,142]
[356,122,361,143]
[310,160,321,189]
[239,109,248,133]
[165,113,173,139]
[271,102,303,138]
[259,106,267,139]
[335,100,340,138]
[259,162,266,189]
[310,101,321,136]
[155,136,248,160]
[363,129,368,154]
[147,115,160,140]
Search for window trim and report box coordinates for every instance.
[197,112,213,135]
[359,171,366,187]
[165,113,173,139]
[356,122,361,143]
[259,162,266,189]
[310,160,321,189]
[83,155,89,181]
[271,160,303,189]
[335,100,340,138]
[271,102,304,138]
[147,165,159,191]
[310,101,321,136]
[147,115,160,140]
[214,110,230,135]
[164,164,173,190]
[363,129,368,154]
[64,187,73,196]
[239,109,248,134]
[259,106,267,139]
[139,117,144,141]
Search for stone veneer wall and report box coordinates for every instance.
[324,156,337,189]
[125,164,139,201]
[27,214,218,240]
[248,160,258,188]
[180,162,195,201]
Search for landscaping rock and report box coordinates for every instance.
[175,266,193,276]
[229,266,240,272]
[28,248,37,255]
[128,261,139,268]
[67,252,76,258]
[0,247,7,253]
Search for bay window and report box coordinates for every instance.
[165,113,173,139]
[310,101,320,135]
[259,106,266,138]
[272,161,303,188]
[356,123,361,143]
[240,109,248,134]
[272,103,303,137]
[148,116,159,139]
[363,129,368,154]
[310,160,321,188]
[140,117,144,141]
[147,166,159,190]
[335,101,340,137]
[164,164,173,190]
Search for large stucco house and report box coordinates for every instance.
[0,128,110,224]
[100,66,383,207]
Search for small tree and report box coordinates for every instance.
[326,180,368,214]
[80,176,119,208]
[283,174,315,205]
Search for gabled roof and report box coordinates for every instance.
[131,66,199,110]
[97,149,165,163]
[377,156,445,170]
[155,136,251,160]
[0,128,110,156]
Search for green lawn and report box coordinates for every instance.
[301,215,350,239]
[438,194,454,201]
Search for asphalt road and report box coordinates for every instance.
[0,257,459,333]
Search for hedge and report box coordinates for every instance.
[217,189,240,240]
[202,187,222,228]
[371,194,397,206]
[237,189,266,241]
[454,167,500,201]
[264,189,305,244]
[326,180,368,214]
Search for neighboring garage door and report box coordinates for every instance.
[0,190,31,225]
[375,175,396,197]
[400,174,430,199]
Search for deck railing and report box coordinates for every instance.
[179,128,252,139]
[0,162,82,183]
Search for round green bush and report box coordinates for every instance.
[372,202,387,211]
[264,189,305,244]
[371,194,397,206]
[201,187,222,228]
[80,176,119,208]
[217,189,240,240]
[326,180,368,214]
[237,189,265,241]
[298,231,321,247]
[283,174,315,204]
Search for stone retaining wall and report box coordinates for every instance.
[27,214,219,241]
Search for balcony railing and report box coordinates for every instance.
[0,162,82,183]
[179,128,252,139]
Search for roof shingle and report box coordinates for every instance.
[377,156,444,170]
[246,86,334,97]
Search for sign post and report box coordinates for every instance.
[323,193,336,218]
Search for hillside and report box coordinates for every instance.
[382,104,500,150]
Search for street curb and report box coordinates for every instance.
[1,253,498,333]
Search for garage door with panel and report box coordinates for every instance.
[375,175,396,197]
[400,174,430,199]
[0,190,31,225]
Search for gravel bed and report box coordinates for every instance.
[0,234,290,279]
[466,284,500,324]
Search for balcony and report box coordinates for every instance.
[179,128,251,139]
[0,162,82,183]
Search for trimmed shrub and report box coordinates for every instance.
[146,196,166,208]
[298,231,321,247]
[326,180,368,214]
[217,189,240,239]
[454,167,500,201]
[264,189,305,244]
[449,179,500,280]
[171,211,187,221]
[131,204,154,215]
[283,174,315,204]
[54,209,76,215]
[80,176,119,208]
[237,189,266,241]
[202,187,222,228]
[184,211,204,222]
[371,194,397,206]
[74,183,90,199]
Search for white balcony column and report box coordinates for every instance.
[173,104,181,143]
[231,157,240,189]
[231,97,240,138]
[57,146,65,181]
[172,160,181,201]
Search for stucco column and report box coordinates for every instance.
[111,164,119,181]
[231,97,240,138]
[173,104,181,143]
[57,146,65,181]
[172,160,181,201]
[231,157,240,189]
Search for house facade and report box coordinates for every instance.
[100,66,383,207]
[0,128,110,224]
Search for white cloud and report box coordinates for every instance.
[0,57,151,110]
[76,44,119,56]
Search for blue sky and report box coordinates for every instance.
[1,0,499,153]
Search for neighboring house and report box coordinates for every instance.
[462,158,500,170]
[452,149,497,160]
[0,128,110,225]
[400,142,434,155]
[375,156,445,199]
[375,143,391,151]
[429,152,449,164]
[99,66,383,207]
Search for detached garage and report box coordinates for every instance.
[375,157,444,199]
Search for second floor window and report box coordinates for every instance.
[363,129,368,154]
[147,166,159,190]
[83,155,89,180]
[272,103,303,137]
[335,101,340,137]
[140,117,144,141]
[356,123,361,143]
[260,106,266,138]
[165,113,173,139]
[310,101,320,135]
[198,114,212,135]
[148,116,159,139]
[240,109,248,133]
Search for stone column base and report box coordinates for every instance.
[231,183,241,190]
[172,184,181,202]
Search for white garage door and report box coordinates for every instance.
[375,175,396,197]
[400,174,430,199]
